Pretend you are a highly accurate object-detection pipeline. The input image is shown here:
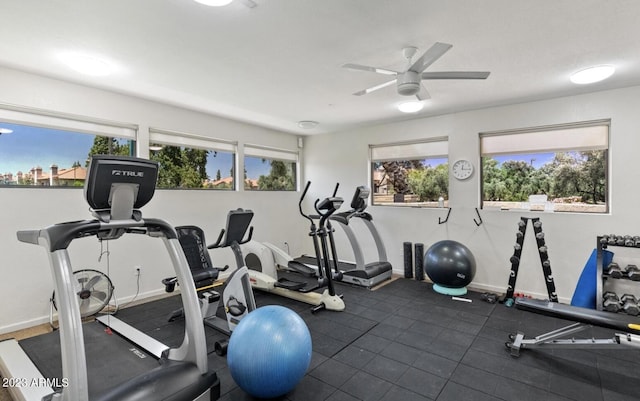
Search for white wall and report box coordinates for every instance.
[0,67,307,334]
[303,85,640,302]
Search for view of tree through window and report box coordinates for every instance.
[482,150,607,213]
[0,121,132,187]
[244,157,296,191]
[480,121,609,213]
[372,158,448,206]
[149,144,235,189]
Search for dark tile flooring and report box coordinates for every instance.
[116,278,640,401]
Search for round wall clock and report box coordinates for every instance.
[452,159,474,180]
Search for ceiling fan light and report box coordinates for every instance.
[570,65,615,84]
[297,120,319,129]
[194,0,234,6]
[397,101,424,113]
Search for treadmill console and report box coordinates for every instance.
[350,186,370,212]
[84,155,159,221]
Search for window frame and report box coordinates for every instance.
[0,103,137,188]
[369,137,450,208]
[243,143,299,192]
[479,119,610,214]
[148,127,238,190]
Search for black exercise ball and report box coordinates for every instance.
[424,240,476,288]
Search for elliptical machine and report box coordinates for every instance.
[243,181,345,312]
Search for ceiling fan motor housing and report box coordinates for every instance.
[397,71,420,96]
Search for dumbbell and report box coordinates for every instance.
[607,234,618,245]
[634,236,640,247]
[607,262,624,279]
[602,291,621,312]
[626,264,640,281]
[624,235,635,247]
[620,294,640,316]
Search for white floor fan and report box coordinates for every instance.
[49,269,117,329]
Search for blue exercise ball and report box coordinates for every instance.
[424,240,476,292]
[227,305,312,398]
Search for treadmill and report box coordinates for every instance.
[296,186,392,288]
[0,156,219,401]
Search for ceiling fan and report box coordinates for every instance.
[343,42,490,100]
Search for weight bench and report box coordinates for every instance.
[506,298,640,357]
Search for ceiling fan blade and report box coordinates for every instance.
[421,71,491,80]
[409,42,453,73]
[353,78,397,96]
[343,63,398,76]
[238,0,257,7]
[416,85,431,101]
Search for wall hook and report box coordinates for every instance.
[439,207,452,224]
[473,207,483,226]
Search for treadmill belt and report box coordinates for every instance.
[295,255,355,271]
[20,321,160,397]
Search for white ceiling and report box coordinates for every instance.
[1,0,639,135]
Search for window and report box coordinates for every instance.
[243,144,298,191]
[480,120,609,213]
[149,128,236,190]
[0,106,135,187]
[370,138,449,207]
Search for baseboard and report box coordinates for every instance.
[0,287,169,336]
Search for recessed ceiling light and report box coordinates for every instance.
[0,128,13,134]
[149,145,164,151]
[59,52,114,76]
[570,65,615,84]
[298,121,319,129]
[194,0,234,6]
[397,101,424,113]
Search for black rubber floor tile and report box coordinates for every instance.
[368,322,405,340]
[310,358,358,388]
[492,374,573,401]
[412,350,459,379]
[379,341,422,365]
[602,389,640,401]
[324,389,360,401]
[351,332,393,354]
[395,330,434,352]
[379,385,433,401]
[421,340,469,362]
[395,366,447,399]
[380,314,416,330]
[333,344,377,369]
[450,363,499,395]
[340,370,393,401]
[435,328,476,348]
[548,374,604,401]
[287,375,337,401]
[361,354,411,382]
[435,381,501,401]
[407,320,446,339]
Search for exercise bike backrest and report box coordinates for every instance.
[208,208,254,249]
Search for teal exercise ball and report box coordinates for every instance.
[227,305,312,398]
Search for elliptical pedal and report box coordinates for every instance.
[275,278,308,291]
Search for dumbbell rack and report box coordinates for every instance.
[596,235,640,312]
[505,217,558,302]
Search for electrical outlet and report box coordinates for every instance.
[134,266,141,276]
